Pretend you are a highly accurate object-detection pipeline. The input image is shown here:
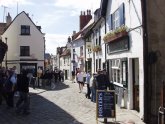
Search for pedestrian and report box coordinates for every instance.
[90,73,97,102]
[96,69,109,90]
[16,69,30,115]
[76,70,84,93]
[85,70,91,99]
[4,69,17,108]
[58,70,61,82]
[27,69,34,89]
[54,70,59,83]
[102,69,114,90]
[60,70,64,82]
[71,70,75,83]
[0,67,5,105]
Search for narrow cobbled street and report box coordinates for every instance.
[0,80,145,124]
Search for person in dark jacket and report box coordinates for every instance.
[96,69,113,90]
[16,69,30,115]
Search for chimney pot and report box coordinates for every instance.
[68,36,71,43]
[6,12,12,26]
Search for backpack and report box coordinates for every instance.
[4,76,13,92]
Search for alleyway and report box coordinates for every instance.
[0,80,145,124]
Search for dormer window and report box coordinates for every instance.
[21,25,30,35]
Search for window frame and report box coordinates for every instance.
[20,46,30,56]
[21,25,30,35]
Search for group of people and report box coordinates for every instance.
[0,66,30,115]
[74,68,114,103]
[41,69,64,82]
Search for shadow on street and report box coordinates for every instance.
[0,92,82,124]
[30,80,70,91]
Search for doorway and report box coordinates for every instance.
[132,58,139,112]
[20,63,37,76]
[65,70,68,80]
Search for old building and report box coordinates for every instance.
[101,0,144,119]
[1,11,45,75]
[70,10,92,73]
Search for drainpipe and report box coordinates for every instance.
[104,16,107,65]
[141,0,149,123]
[84,38,86,72]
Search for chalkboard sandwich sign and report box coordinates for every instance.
[96,90,116,119]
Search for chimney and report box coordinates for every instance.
[79,10,92,30]
[6,13,12,26]
[73,31,76,35]
[68,36,71,43]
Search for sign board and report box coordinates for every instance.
[96,90,116,118]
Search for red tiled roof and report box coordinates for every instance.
[60,49,71,57]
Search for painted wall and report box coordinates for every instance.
[1,12,45,72]
[105,0,144,118]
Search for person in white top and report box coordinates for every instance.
[76,71,84,93]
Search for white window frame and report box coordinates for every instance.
[111,59,121,84]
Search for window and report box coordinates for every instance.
[110,59,128,87]
[112,10,120,30]
[21,25,30,35]
[80,46,83,56]
[96,59,98,71]
[108,3,125,31]
[111,59,121,83]
[99,59,101,69]
[20,46,30,56]
[73,49,75,60]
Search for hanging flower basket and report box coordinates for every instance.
[103,25,128,43]
[93,45,102,52]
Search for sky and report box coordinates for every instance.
[0,0,101,55]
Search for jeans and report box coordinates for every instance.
[91,87,96,102]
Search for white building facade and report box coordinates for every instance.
[1,11,45,75]
[103,0,144,118]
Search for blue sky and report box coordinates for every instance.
[0,0,101,55]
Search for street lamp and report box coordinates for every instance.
[5,37,7,69]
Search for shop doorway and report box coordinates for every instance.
[20,63,37,76]
[132,58,139,112]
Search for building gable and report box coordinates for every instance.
[2,11,44,36]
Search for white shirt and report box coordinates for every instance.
[77,72,84,82]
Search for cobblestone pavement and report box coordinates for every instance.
[0,80,145,124]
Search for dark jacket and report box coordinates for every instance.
[17,72,29,93]
[96,74,111,90]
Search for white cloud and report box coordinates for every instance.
[45,33,69,55]
[54,0,100,16]
[0,0,34,6]
[38,11,66,29]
